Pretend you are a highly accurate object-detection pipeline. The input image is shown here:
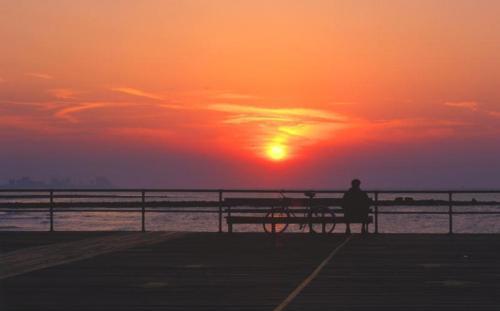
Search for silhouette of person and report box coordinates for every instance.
[342,179,371,234]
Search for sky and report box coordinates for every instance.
[1,0,500,188]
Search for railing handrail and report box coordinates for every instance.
[1,188,500,193]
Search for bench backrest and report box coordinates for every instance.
[224,197,342,207]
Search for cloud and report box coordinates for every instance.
[26,73,53,80]
[353,117,473,143]
[48,88,78,100]
[54,102,108,123]
[158,103,185,110]
[106,127,174,141]
[444,101,500,122]
[54,101,149,123]
[0,115,62,136]
[209,104,346,123]
[111,87,164,100]
[208,103,349,157]
[328,102,355,106]
[377,118,468,128]
[0,116,38,128]
[489,111,500,118]
[224,115,294,124]
[0,100,59,110]
[214,92,259,100]
[444,101,478,111]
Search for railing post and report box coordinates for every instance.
[448,192,453,234]
[141,191,146,232]
[49,190,54,232]
[228,205,232,233]
[374,192,379,234]
[308,195,313,234]
[218,191,223,233]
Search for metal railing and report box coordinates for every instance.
[1,189,500,233]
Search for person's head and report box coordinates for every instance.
[351,179,361,189]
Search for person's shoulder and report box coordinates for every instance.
[342,190,353,198]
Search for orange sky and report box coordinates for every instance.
[1,0,500,187]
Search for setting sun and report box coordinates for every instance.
[266,144,287,161]
[1,0,500,187]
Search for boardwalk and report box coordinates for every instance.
[1,233,499,310]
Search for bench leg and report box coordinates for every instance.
[362,222,369,234]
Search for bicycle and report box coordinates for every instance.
[263,191,337,234]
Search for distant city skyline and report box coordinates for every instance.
[0,176,112,189]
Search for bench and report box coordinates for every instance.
[224,197,373,233]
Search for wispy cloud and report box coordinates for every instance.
[111,87,164,100]
[489,111,500,118]
[48,88,78,100]
[327,102,355,106]
[209,104,345,123]
[214,92,259,100]
[444,101,478,111]
[26,73,53,80]
[54,102,108,123]
[106,127,174,141]
[0,100,59,110]
[158,103,185,110]
[444,101,500,122]
[54,101,148,123]
[374,118,469,129]
[224,115,294,124]
[354,117,473,143]
[0,116,51,133]
[208,103,349,156]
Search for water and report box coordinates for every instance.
[1,191,500,233]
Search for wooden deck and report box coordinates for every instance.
[0,232,499,310]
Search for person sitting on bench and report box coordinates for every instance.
[342,179,372,234]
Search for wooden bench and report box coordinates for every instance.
[224,197,373,233]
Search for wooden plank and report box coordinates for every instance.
[0,232,185,280]
[287,235,500,311]
[0,233,345,310]
[273,236,352,311]
[0,232,116,253]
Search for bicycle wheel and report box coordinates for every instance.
[308,207,336,234]
[263,209,290,234]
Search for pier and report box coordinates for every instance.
[0,233,499,310]
[1,189,500,310]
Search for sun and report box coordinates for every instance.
[266,144,287,161]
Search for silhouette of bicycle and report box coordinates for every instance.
[263,192,336,234]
